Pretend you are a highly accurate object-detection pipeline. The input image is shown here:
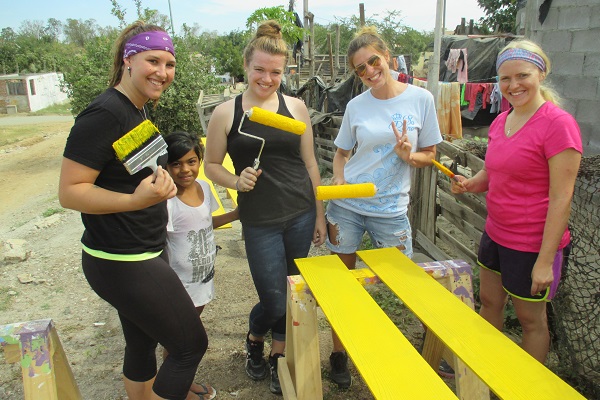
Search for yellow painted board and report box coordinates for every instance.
[357,248,586,400]
[200,137,237,207]
[296,256,457,400]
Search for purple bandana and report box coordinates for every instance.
[123,31,175,59]
[496,48,546,72]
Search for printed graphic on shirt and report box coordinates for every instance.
[187,225,216,284]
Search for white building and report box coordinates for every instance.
[0,72,69,114]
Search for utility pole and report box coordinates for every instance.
[427,0,444,106]
[167,0,175,37]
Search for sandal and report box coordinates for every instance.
[192,383,217,400]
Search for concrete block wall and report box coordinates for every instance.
[520,0,600,155]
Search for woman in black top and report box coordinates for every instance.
[204,20,326,395]
[59,21,213,400]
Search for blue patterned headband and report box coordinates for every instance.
[123,31,175,59]
[496,48,546,72]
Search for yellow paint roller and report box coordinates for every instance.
[248,107,306,135]
[315,183,377,200]
[237,107,306,169]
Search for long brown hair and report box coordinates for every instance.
[108,21,167,87]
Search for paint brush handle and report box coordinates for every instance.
[432,159,460,182]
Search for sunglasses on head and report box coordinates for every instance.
[354,55,382,77]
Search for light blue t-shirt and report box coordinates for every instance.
[333,84,442,217]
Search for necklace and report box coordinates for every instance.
[117,84,147,120]
[506,102,546,136]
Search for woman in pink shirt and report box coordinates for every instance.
[451,39,582,363]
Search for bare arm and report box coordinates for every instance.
[58,158,176,214]
[204,101,262,192]
[530,148,581,295]
[289,97,326,246]
[212,207,240,229]
[332,148,352,185]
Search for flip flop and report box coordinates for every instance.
[193,384,217,400]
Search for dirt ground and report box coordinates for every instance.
[0,115,404,399]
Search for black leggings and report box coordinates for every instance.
[82,251,207,400]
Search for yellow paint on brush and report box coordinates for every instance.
[112,120,160,161]
[315,183,377,200]
[248,107,306,135]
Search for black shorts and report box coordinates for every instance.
[477,231,570,301]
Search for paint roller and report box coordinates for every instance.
[315,183,377,201]
[237,106,306,169]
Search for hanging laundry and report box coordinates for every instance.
[396,55,408,74]
[437,82,463,139]
[445,48,468,83]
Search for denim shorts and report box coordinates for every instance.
[325,201,413,258]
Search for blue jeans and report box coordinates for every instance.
[242,209,316,342]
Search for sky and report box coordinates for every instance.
[1,0,487,35]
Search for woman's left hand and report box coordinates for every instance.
[312,215,327,246]
[530,261,554,296]
[392,119,412,163]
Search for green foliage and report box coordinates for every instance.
[246,6,305,45]
[210,30,248,79]
[60,34,114,115]
[477,0,518,33]
[314,11,433,67]
[149,37,221,135]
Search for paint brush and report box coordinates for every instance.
[112,120,167,175]
[432,159,460,182]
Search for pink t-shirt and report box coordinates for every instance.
[485,102,582,252]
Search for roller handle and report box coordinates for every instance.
[315,183,377,201]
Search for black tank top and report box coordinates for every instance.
[227,92,314,225]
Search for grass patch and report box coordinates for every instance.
[42,207,65,218]
[28,102,72,116]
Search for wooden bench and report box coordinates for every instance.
[280,248,586,399]
[0,319,81,400]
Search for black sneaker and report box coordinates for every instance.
[245,333,268,380]
[438,358,455,379]
[268,353,284,395]
[329,351,352,389]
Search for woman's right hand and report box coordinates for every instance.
[237,166,262,192]
[450,175,469,194]
[133,166,177,207]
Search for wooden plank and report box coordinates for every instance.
[200,138,237,208]
[438,190,486,231]
[438,180,487,218]
[437,226,478,265]
[285,276,322,400]
[296,256,457,400]
[416,229,451,261]
[357,248,586,400]
[439,210,482,246]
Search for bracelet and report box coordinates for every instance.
[235,178,241,191]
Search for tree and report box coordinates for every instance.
[63,19,100,47]
[477,0,518,33]
[246,6,305,46]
